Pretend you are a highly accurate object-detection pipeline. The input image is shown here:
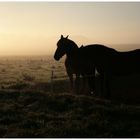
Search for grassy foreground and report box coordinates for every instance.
[0,86,140,138]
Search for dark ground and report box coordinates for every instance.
[0,77,140,138]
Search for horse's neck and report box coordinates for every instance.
[64,40,79,60]
[66,47,78,58]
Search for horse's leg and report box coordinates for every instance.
[68,73,74,91]
[82,75,87,93]
[80,74,88,94]
[101,71,111,99]
[87,67,95,95]
[100,72,105,98]
[75,74,80,94]
[105,72,111,99]
[91,67,96,94]
[87,75,94,94]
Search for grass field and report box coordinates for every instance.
[0,55,140,138]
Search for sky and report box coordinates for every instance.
[0,2,140,55]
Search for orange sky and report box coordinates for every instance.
[0,2,140,55]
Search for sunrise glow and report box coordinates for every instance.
[0,2,140,55]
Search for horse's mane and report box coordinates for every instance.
[66,38,79,49]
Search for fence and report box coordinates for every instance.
[50,67,97,94]
[50,68,70,93]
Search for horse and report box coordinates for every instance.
[65,55,75,89]
[54,35,140,99]
[54,35,95,93]
[79,44,140,99]
[65,45,92,91]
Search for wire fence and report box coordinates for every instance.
[50,68,70,93]
[50,67,98,93]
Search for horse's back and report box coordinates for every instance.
[79,44,140,75]
[78,44,117,67]
[118,49,140,59]
[79,44,116,55]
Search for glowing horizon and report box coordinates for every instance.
[0,2,140,56]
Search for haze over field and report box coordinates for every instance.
[0,2,140,55]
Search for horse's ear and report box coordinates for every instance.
[66,35,69,39]
[61,35,64,39]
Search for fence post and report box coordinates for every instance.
[51,70,54,93]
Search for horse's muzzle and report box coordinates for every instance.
[54,55,60,61]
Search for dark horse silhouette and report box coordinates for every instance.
[54,35,95,93]
[65,54,87,91]
[79,44,140,98]
[54,35,140,98]
[64,56,75,89]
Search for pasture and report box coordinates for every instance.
[0,55,140,137]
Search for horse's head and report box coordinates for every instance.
[54,35,78,61]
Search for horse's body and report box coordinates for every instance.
[54,35,140,98]
[54,35,95,93]
[80,44,140,98]
[80,44,140,75]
